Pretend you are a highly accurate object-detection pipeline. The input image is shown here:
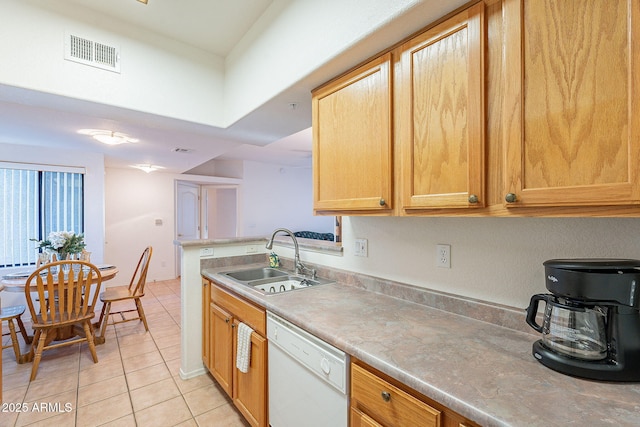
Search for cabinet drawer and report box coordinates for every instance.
[352,364,441,427]
[211,284,265,335]
[351,407,384,427]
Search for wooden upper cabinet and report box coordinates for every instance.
[399,2,486,211]
[312,53,393,213]
[503,0,640,207]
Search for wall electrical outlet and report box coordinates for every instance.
[436,244,451,268]
[200,247,214,257]
[354,238,368,257]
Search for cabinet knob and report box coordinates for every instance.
[468,194,479,204]
[225,318,230,324]
[379,198,386,206]
[381,391,391,402]
[505,193,517,203]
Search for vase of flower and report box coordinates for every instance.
[60,252,72,261]
[31,231,86,269]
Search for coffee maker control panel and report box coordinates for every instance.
[543,259,640,308]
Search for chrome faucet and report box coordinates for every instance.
[266,228,315,278]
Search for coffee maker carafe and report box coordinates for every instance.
[526,259,640,381]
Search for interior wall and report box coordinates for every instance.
[103,169,238,285]
[0,0,224,126]
[238,161,334,237]
[224,0,419,124]
[293,216,640,309]
[104,168,177,285]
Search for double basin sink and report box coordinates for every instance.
[222,267,333,294]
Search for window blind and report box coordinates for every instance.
[0,167,84,267]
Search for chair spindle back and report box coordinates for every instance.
[25,261,102,325]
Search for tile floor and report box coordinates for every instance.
[1,278,249,427]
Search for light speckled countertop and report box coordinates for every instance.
[202,265,640,427]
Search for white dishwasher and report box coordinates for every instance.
[267,312,348,427]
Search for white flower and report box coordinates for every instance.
[32,231,86,255]
[48,231,68,249]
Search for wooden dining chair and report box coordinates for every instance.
[1,304,32,363]
[96,246,152,343]
[24,260,102,381]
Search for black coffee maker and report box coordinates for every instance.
[526,259,640,381]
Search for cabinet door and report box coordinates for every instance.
[313,52,393,213]
[202,279,210,369]
[232,320,267,427]
[503,0,640,207]
[210,303,234,397]
[399,2,485,210]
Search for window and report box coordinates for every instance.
[0,164,84,268]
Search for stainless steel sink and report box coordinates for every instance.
[221,267,333,294]
[224,267,288,282]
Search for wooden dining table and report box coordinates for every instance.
[0,264,119,360]
[0,264,118,292]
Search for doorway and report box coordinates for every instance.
[175,182,239,275]
[203,185,238,239]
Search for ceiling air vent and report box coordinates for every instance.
[172,148,193,153]
[64,33,121,73]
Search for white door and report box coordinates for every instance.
[177,182,200,240]
[176,182,200,276]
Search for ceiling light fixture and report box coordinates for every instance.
[131,164,164,173]
[137,0,148,4]
[78,129,139,146]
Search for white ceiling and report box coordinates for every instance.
[0,0,314,174]
[65,0,275,57]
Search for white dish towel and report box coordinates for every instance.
[236,322,253,374]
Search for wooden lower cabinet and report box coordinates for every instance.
[210,302,233,396]
[202,278,267,427]
[232,320,267,427]
[351,361,480,427]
